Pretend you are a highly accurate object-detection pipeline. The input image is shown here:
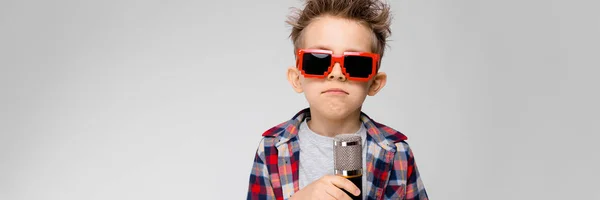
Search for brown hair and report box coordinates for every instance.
[286,0,392,58]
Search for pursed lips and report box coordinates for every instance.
[322,88,349,95]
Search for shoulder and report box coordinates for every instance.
[253,118,298,153]
[360,112,407,141]
[372,120,408,142]
[262,108,308,137]
[361,113,408,145]
[261,121,289,137]
[394,140,412,152]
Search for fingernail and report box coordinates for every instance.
[355,189,361,195]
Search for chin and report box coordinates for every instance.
[311,103,360,120]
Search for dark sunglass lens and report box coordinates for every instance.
[344,56,373,78]
[302,53,331,75]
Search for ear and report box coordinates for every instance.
[368,72,387,96]
[287,67,303,93]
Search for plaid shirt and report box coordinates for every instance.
[247,108,428,200]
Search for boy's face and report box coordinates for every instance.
[287,15,387,120]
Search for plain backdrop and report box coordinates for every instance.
[1,0,599,199]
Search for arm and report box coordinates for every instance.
[247,139,277,200]
[388,141,429,200]
[404,143,428,200]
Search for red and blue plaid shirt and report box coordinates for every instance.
[247,108,428,200]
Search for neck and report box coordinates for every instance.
[306,107,363,138]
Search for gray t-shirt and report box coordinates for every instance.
[297,118,367,192]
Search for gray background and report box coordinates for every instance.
[1,0,599,199]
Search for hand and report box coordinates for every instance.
[290,175,361,200]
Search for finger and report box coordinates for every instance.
[325,184,352,200]
[327,175,361,197]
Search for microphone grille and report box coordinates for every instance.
[333,134,362,171]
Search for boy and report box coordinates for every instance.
[247,0,428,199]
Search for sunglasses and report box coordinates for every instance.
[296,49,380,82]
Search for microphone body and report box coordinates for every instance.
[333,134,363,200]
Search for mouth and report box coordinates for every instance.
[322,88,349,95]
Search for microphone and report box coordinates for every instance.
[333,134,362,200]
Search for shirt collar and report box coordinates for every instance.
[262,108,408,151]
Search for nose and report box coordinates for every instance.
[327,63,347,82]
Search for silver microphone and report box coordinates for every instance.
[333,133,362,200]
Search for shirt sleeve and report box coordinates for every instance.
[389,141,429,200]
[247,139,277,200]
[404,143,428,199]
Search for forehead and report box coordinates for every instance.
[301,15,374,54]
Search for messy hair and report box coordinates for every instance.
[286,0,392,58]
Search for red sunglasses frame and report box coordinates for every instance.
[296,49,380,82]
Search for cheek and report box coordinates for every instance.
[349,82,370,94]
[300,80,324,99]
[300,79,318,91]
